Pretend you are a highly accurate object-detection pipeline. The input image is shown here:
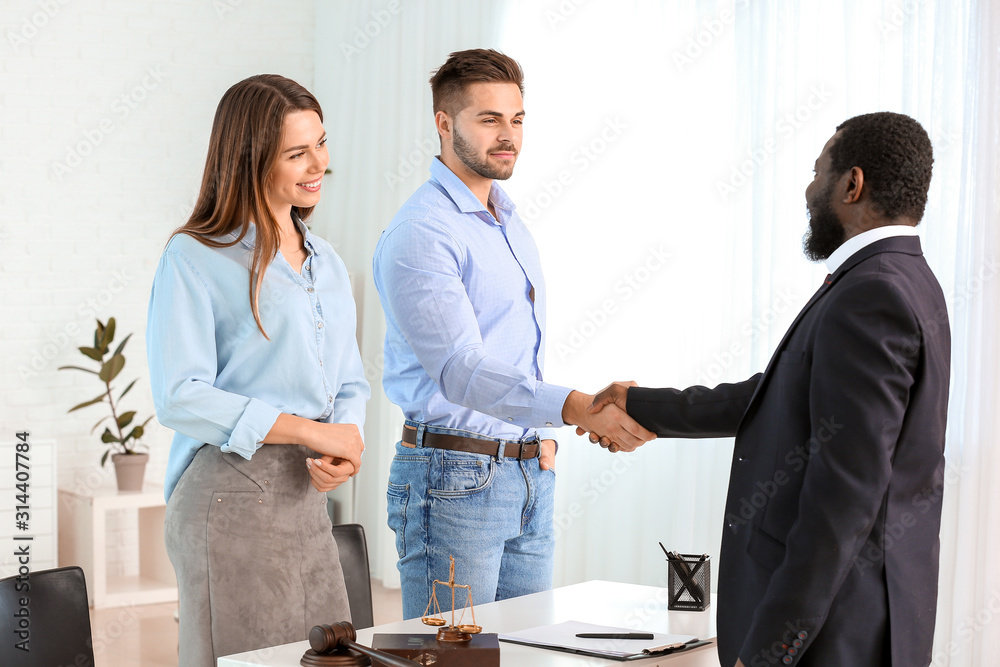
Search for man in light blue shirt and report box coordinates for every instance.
[373,49,654,617]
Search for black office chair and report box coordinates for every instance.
[332,522,375,629]
[0,565,95,666]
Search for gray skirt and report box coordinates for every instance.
[165,444,351,667]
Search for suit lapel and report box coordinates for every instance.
[742,277,833,410]
[741,236,923,415]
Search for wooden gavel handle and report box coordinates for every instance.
[310,623,421,667]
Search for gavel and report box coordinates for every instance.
[301,621,421,667]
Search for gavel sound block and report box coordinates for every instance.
[301,621,500,667]
[371,633,500,667]
[301,622,420,667]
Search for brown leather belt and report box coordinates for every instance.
[401,426,540,460]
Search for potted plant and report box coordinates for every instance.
[60,318,153,491]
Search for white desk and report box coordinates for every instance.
[218,580,718,667]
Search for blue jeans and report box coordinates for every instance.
[386,421,556,620]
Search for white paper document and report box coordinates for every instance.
[498,620,700,660]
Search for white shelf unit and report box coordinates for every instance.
[58,483,177,608]
[0,438,57,577]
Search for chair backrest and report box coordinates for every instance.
[0,565,95,666]
[331,522,374,629]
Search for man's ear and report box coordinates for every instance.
[434,110,452,141]
[841,166,865,204]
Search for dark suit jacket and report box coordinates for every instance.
[627,236,950,667]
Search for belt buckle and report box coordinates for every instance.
[518,436,539,460]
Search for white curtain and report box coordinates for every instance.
[313,1,1000,663]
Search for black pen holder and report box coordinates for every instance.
[666,553,711,611]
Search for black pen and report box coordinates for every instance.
[576,633,655,639]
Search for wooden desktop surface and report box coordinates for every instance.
[218,579,718,666]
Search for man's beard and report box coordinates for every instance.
[803,181,846,261]
[453,127,517,181]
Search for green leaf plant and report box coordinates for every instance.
[59,318,152,466]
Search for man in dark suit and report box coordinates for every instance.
[584,112,950,666]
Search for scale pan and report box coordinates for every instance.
[421,617,447,626]
[457,624,482,634]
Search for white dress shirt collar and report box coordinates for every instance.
[825,225,919,274]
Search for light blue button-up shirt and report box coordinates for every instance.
[147,219,370,500]
[373,157,570,442]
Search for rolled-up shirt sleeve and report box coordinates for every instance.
[147,249,281,459]
[376,220,570,429]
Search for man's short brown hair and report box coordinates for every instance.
[430,49,524,117]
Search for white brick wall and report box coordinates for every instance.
[0,0,315,580]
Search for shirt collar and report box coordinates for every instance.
[225,213,319,256]
[825,224,919,274]
[429,156,516,225]
[297,214,319,256]
[227,222,255,248]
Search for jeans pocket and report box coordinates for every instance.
[386,482,409,559]
[429,455,496,497]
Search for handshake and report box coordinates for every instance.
[561,382,655,453]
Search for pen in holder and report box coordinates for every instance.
[660,544,710,611]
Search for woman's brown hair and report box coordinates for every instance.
[174,74,323,338]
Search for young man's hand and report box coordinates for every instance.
[539,439,557,471]
[561,386,655,452]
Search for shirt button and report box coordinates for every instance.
[507,417,514,422]
[327,395,333,402]
[307,287,315,293]
[319,359,324,366]
[545,422,553,426]
[316,322,324,330]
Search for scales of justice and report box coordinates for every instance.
[419,556,482,642]
[302,556,496,667]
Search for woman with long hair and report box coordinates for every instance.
[146,74,369,665]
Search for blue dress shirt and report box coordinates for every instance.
[147,218,370,501]
[373,157,570,442]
